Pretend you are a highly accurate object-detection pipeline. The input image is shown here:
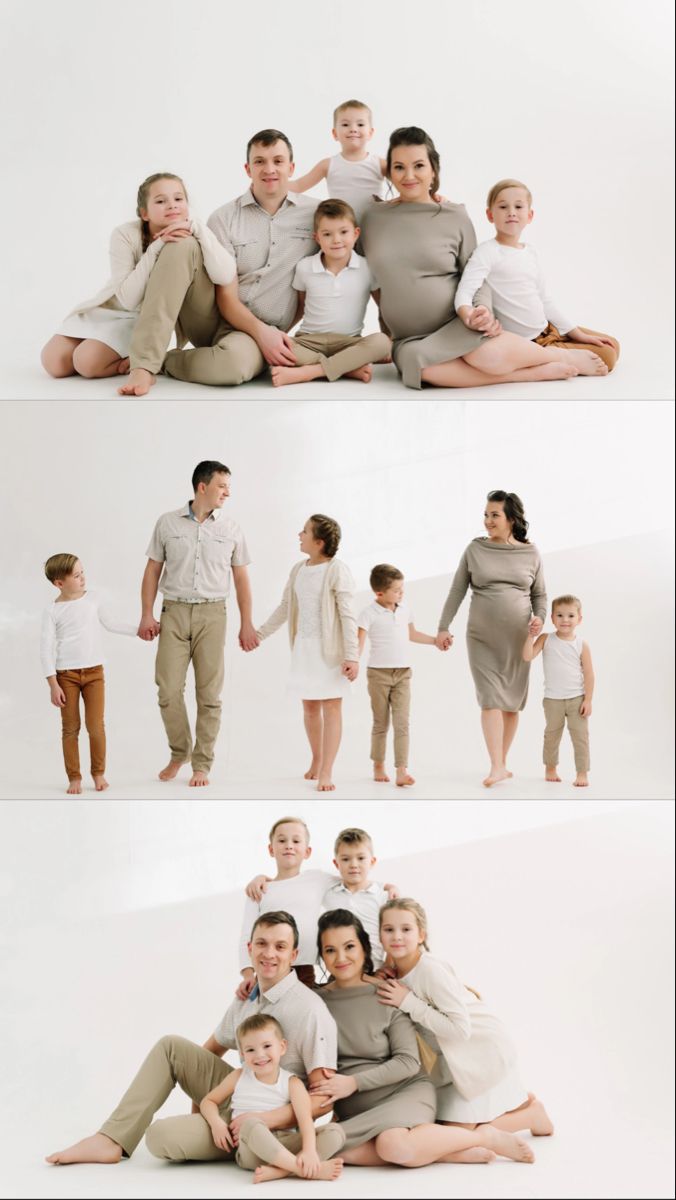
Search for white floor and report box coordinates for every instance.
[1,803,673,1199]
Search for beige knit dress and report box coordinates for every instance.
[438,538,547,711]
[360,200,492,389]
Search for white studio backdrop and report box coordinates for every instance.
[1,0,674,398]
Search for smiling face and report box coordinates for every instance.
[483,499,513,540]
[140,177,189,234]
[239,1025,287,1076]
[379,908,425,961]
[195,470,230,510]
[320,925,366,985]
[333,840,376,890]
[246,139,294,201]
[389,143,435,203]
[332,106,374,156]
[248,921,297,987]
[315,215,359,262]
[269,821,312,873]
[487,186,533,240]
[551,602,582,636]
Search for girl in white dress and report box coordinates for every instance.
[256,514,359,793]
[41,172,235,381]
[377,899,554,1138]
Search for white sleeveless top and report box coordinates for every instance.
[326,152,386,222]
[231,1065,293,1118]
[542,632,585,699]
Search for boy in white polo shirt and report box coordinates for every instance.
[358,564,445,788]
[270,199,391,387]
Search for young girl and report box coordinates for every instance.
[256,515,359,793]
[377,898,554,1138]
[41,172,235,381]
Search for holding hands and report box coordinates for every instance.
[458,304,502,338]
[137,616,160,641]
[435,631,453,651]
[239,623,260,652]
[309,1073,357,1101]
[528,616,544,637]
[342,660,359,681]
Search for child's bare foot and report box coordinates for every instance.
[446,1148,496,1163]
[545,766,562,782]
[526,1094,555,1135]
[66,779,82,795]
[270,364,320,387]
[503,767,513,778]
[92,774,109,792]
[304,760,320,780]
[158,759,187,781]
[189,770,209,787]
[46,1132,122,1164]
[574,771,589,787]
[530,361,579,381]
[116,357,130,374]
[482,766,510,788]
[373,762,390,782]
[396,767,416,787]
[317,1159,344,1179]
[118,367,155,395]
[563,349,608,376]
[345,365,372,382]
[254,1164,289,1183]
[317,774,335,791]
[482,1126,535,1162]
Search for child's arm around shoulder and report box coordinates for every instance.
[288,158,330,193]
[523,631,547,661]
[580,640,594,716]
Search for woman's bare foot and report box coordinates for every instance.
[317,774,335,791]
[574,771,589,787]
[545,766,562,782]
[66,779,82,795]
[118,367,156,396]
[270,364,321,387]
[529,361,579,381]
[526,1094,555,1135]
[189,770,209,787]
[46,1132,122,1165]
[116,357,130,374]
[562,349,608,376]
[482,766,510,788]
[482,1126,535,1162]
[502,767,513,778]
[396,767,416,787]
[92,774,109,792]
[345,365,372,382]
[158,759,187,781]
[373,762,390,782]
[446,1147,496,1163]
[304,761,320,780]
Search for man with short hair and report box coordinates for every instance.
[138,460,258,787]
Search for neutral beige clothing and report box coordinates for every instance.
[360,201,492,389]
[236,1119,345,1171]
[155,600,226,773]
[290,331,391,381]
[57,664,105,780]
[367,666,412,766]
[439,538,547,711]
[534,322,620,372]
[164,324,265,386]
[257,558,359,667]
[543,695,590,771]
[146,502,250,602]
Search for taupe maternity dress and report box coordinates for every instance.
[360,200,491,389]
[438,537,547,711]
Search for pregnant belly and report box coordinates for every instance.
[467,592,531,640]
[382,277,456,339]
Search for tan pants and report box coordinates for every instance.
[543,696,590,771]
[367,666,412,767]
[100,1034,235,1159]
[236,1118,345,1171]
[155,600,226,774]
[56,665,105,780]
[534,323,620,372]
[291,331,392,381]
[130,236,265,385]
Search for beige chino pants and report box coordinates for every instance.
[155,600,226,774]
[236,1119,345,1171]
[290,331,392,381]
[367,666,412,767]
[543,695,591,771]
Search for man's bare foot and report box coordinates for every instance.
[563,349,608,376]
[526,1093,555,1135]
[66,779,82,795]
[270,364,321,387]
[446,1148,496,1163]
[46,1132,122,1165]
[373,762,391,782]
[574,771,589,787]
[396,768,416,787]
[317,774,335,792]
[254,1164,289,1183]
[189,770,210,787]
[482,766,510,788]
[92,774,109,792]
[158,759,187,782]
[117,357,130,374]
[345,365,372,382]
[530,361,579,381]
[118,367,156,396]
[482,1126,535,1162]
[545,766,562,782]
[304,761,320,780]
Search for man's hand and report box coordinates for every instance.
[239,624,260,652]
[257,325,297,366]
[245,874,273,902]
[137,616,160,641]
[342,660,359,681]
[435,632,453,651]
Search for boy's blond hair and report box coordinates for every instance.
[44,553,78,584]
[236,1013,285,1047]
[551,594,582,613]
[334,827,373,855]
[269,816,311,844]
[333,99,373,126]
[486,178,533,208]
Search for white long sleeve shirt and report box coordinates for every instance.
[455,238,574,339]
[238,870,336,969]
[40,590,137,676]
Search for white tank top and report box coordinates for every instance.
[542,632,585,699]
[325,152,386,223]
[231,1065,293,1118]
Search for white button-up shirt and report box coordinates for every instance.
[294,250,374,336]
[357,599,412,668]
[145,503,251,602]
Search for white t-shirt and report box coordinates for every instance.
[542,632,585,699]
[455,239,574,340]
[238,869,336,969]
[40,590,137,676]
[322,880,390,967]
[325,152,387,223]
[293,251,374,336]
[357,599,412,668]
[231,1065,293,1118]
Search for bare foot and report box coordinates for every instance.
[270,364,321,387]
[373,762,391,782]
[529,361,579,381]
[396,768,416,787]
[526,1094,555,1136]
[304,761,320,780]
[118,367,156,396]
[116,357,130,374]
[445,1148,496,1163]
[254,1164,289,1183]
[545,766,562,782]
[317,774,335,792]
[482,766,510,788]
[317,1159,344,1179]
[46,1132,122,1164]
[482,1126,535,1162]
[92,774,109,792]
[66,779,82,795]
[503,768,513,778]
[563,349,608,376]
[345,365,372,382]
[189,770,210,787]
[574,772,589,787]
[158,759,187,782]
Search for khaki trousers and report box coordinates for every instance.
[367,666,412,767]
[99,1034,235,1159]
[56,665,105,780]
[236,1118,345,1171]
[291,331,391,381]
[543,696,590,771]
[534,323,620,372]
[155,600,226,774]
[130,236,265,385]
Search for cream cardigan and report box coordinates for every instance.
[257,558,359,666]
[399,951,518,1100]
[67,218,236,320]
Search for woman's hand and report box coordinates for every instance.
[209,1117,234,1151]
[309,1074,357,1100]
[528,616,544,637]
[375,977,410,1008]
[435,631,453,651]
[566,326,615,348]
[296,1148,321,1178]
[153,219,192,243]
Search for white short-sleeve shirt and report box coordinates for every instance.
[293,251,374,336]
[358,599,412,668]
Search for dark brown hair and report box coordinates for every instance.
[250,910,299,950]
[247,129,293,163]
[486,490,530,543]
[192,461,230,492]
[136,172,187,252]
[386,126,441,198]
[369,563,404,592]
[308,513,341,558]
[317,909,375,977]
[314,198,357,233]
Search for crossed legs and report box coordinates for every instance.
[421,330,609,388]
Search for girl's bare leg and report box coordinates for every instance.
[502,711,519,773]
[421,357,578,388]
[375,1123,534,1167]
[482,1093,554,1136]
[317,698,342,791]
[72,339,128,379]
[302,699,323,779]
[480,709,510,787]
[41,335,81,378]
[465,331,608,377]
